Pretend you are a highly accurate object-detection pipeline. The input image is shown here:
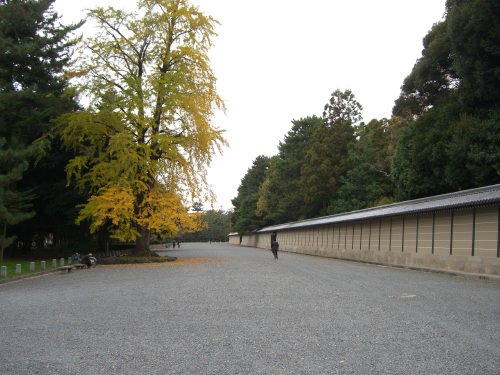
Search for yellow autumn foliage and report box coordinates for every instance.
[137,187,207,237]
[55,1,225,248]
[78,185,206,242]
[76,186,138,241]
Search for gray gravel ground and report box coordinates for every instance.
[0,243,499,375]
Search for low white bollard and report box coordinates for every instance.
[0,266,6,277]
[52,259,57,268]
[15,264,21,274]
[40,261,46,270]
[60,258,65,267]
[30,262,35,272]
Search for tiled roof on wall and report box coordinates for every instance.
[257,184,500,233]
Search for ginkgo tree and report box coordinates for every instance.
[55,0,225,254]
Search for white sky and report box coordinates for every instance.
[54,0,446,210]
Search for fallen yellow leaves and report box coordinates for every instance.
[100,257,221,268]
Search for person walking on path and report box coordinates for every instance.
[271,231,279,259]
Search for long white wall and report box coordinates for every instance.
[230,205,500,276]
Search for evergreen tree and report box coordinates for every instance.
[257,116,321,223]
[231,155,270,233]
[393,100,500,200]
[182,209,232,242]
[392,0,500,199]
[0,0,82,252]
[0,0,79,141]
[0,138,34,260]
[331,119,393,213]
[300,90,361,217]
[446,0,500,114]
[393,20,458,118]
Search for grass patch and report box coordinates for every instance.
[0,259,59,280]
[0,255,177,281]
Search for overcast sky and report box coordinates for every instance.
[54,0,446,210]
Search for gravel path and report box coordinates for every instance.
[1,243,499,374]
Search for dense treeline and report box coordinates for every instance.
[232,0,500,234]
[181,209,232,243]
[0,0,87,260]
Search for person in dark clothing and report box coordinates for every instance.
[82,253,97,268]
[271,231,279,259]
[71,252,82,263]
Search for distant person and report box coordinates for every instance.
[172,240,176,248]
[71,252,82,263]
[82,253,97,268]
[83,253,92,267]
[271,231,279,260]
[177,240,181,248]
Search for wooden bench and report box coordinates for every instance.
[59,264,88,272]
[59,266,74,273]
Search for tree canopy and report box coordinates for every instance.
[300,90,361,217]
[54,0,225,253]
[182,208,232,242]
[231,155,271,234]
[256,116,322,223]
[0,0,82,257]
[0,138,34,260]
[392,0,500,200]
[331,119,393,213]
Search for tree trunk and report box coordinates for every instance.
[97,227,109,255]
[134,225,151,255]
[0,222,5,262]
